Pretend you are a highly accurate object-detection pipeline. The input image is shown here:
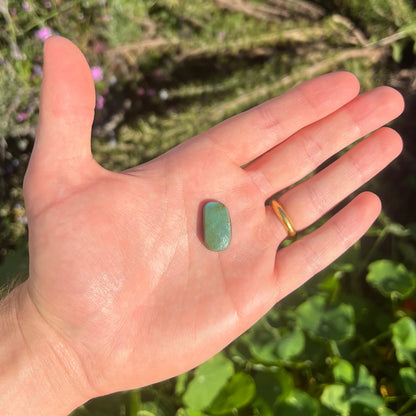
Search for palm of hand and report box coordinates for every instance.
[26,134,278,393]
[21,37,404,398]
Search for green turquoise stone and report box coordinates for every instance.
[203,201,231,251]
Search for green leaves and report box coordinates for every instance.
[207,373,255,415]
[321,384,350,416]
[367,260,415,300]
[276,327,305,360]
[252,370,293,414]
[392,317,416,366]
[243,320,305,364]
[274,389,320,416]
[182,354,234,410]
[321,360,386,416]
[181,353,255,414]
[400,367,416,397]
[296,295,355,341]
[333,359,355,385]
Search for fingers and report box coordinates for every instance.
[200,72,360,166]
[267,127,402,238]
[25,37,97,201]
[245,86,404,196]
[274,192,381,298]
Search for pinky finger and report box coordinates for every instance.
[274,192,381,299]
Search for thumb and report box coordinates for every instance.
[25,37,97,202]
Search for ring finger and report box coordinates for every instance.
[265,127,402,240]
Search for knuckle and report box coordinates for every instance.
[300,131,325,168]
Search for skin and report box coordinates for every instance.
[0,37,404,415]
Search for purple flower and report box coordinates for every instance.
[96,94,105,110]
[10,8,17,15]
[33,64,43,76]
[91,66,103,82]
[35,27,52,41]
[44,1,52,8]
[17,112,28,122]
[22,2,31,11]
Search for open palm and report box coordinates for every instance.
[21,37,403,403]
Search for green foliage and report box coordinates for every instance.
[178,355,255,415]
[274,389,320,416]
[296,294,355,341]
[367,260,416,300]
[0,239,28,288]
[2,1,416,415]
[321,361,385,416]
[400,367,416,397]
[207,373,256,415]
[182,353,234,411]
[392,317,416,367]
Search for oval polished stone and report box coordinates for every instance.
[203,201,231,251]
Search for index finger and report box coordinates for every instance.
[201,72,360,166]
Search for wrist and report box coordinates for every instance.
[0,282,92,416]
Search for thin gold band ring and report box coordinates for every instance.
[270,200,297,239]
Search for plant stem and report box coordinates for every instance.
[125,389,141,416]
[398,397,416,415]
[23,1,77,33]
[355,226,389,279]
[351,330,391,357]
[329,340,341,357]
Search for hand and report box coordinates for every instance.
[4,36,404,414]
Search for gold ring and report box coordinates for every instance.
[270,200,297,239]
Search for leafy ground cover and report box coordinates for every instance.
[1,0,416,415]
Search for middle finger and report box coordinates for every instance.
[244,86,404,197]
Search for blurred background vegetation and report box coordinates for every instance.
[1,0,416,415]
